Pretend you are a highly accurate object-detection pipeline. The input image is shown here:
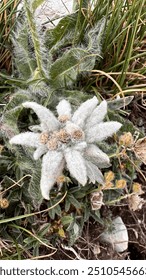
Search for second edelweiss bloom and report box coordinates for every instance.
[9,97,122,199]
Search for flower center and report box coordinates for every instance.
[40,125,84,151]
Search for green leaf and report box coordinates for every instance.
[90,211,104,225]
[108,96,134,110]
[12,20,37,79]
[3,93,29,136]
[108,111,144,137]
[61,215,74,227]
[28,162,43,208]
[64,197,71,212]
[31,0,45,12]
[68,194,81,209]
[45,13,78,49]
[86,17,106,55]
[50,48,95,88]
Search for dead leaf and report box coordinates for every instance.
[134,136,146,165]
[90,191,104,210]
[128,194,145,211]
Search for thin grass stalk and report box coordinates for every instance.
[118,0,145,87]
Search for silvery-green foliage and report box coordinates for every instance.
[11,0,106,92]
[107,96,134,110]
[9,97,122,200]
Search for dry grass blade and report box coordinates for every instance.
[0,0,19,72]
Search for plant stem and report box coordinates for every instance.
[24,0,47,80]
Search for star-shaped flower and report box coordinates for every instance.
[9,97,122,199]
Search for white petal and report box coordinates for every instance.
[86,121,122,143]
[85,100,107,130]
[33,145,48,160]
[84,144,110,168]
[72,96,98,128]
[85,160,104,184]
[56,99,72,117]
[23,102,59,131]
[29,125,42,132]
[9,132,40,147]
[64,148,87,185]
[74,141,87,151]
[40,151,64,200]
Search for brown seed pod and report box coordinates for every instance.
[0,198,9,209]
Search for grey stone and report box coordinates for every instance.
[100,216,128,253]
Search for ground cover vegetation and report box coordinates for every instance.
[0,0,146,259]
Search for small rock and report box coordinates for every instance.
[100,216,128,253]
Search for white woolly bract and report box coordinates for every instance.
[74,141,87,151]
[29,125,42,132]
[64,148,87,186]
[23,102,60,131]
[84,144,110,168]
[86,121,122,143]
[85,100,107,129]
[40,151,64,200]
[72,96,98,128]
[56,99,72,117]
[85,160,104,184]
[33,145,48,160]
[9,132,40,147]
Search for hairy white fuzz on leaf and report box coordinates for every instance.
[9,132,40,147]
[84,144,110,168]
[85,160,104,184]
[33,145,48,160]
[85,100,107,129]
[64,148,87,185]
[72,96,98,128]
[40,151,64,200]
[23,102,59,131]
[56,99,72,117]
[86,121,122,143]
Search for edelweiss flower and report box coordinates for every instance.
[9,97,122,199]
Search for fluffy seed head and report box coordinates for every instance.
[58,115,70,123]
[47,138,58,150]
[40,132,49,144]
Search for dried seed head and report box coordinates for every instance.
[0,198,9,209]
[128,194,145,211]
[132,182,144,195]
[71,129,84,141]
[58,115,70,123]
[47,138,58,150]
[115,179,127,189]
[56,175,66,183]
[134,136,146,165]
[90,191,104,210]
[57,129,70,143]
[105,171,115,182]
[119,132,134,147]
[40,132,49,144]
